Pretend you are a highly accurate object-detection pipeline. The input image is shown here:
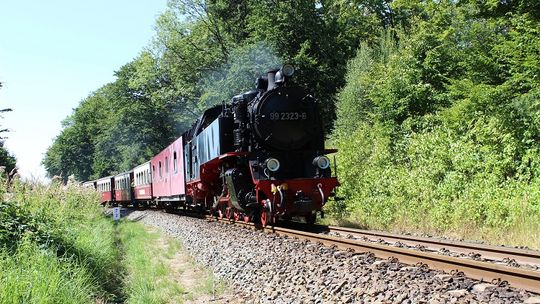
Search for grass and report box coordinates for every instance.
[0,241,96,304]
[119,221,185,304]
[119,220,228,304]
[0,177,224,303]
[0,178,121,303]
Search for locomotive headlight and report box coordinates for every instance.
[313,156,330,170]
[265,158,281,172]
[281,64,295,77]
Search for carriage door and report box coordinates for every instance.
[184,141,192,182]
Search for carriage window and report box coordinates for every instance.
[159,161,162,178]
[173,151,178,173]
[165,157,169,173]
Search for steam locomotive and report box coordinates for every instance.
[87,64,339,226]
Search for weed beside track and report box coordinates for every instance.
[0,178,225,303]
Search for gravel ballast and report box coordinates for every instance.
[127,209,538,303]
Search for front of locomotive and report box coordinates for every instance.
[245,65,339,225]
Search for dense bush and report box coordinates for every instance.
[0,179,120,303]
[330,1,540,247]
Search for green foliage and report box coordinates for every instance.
[0,83,17,174]
[0,141,16,175]
[44,0,390,180]
[0,241,96,304]
[41,0,540,246]
[331,1,540,246]
[0,179,121,302]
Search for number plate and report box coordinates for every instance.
[269,112,307,121]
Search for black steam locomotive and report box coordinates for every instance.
[182,64,338,225]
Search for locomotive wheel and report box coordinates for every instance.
[243,214,250,223]
[226,208,233,221]
[233,211,240,222]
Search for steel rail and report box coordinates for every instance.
[327,226,540,268]
[206,216,540,294]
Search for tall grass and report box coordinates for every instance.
[0,241,96,304]
[1,177,224,303]
[0,178,121,303]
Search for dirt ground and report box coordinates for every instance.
[152,227,246,304]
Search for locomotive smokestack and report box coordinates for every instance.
[267,69,278,91]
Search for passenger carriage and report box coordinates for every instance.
[96,176,114,205]
[133,161,152,205]
[150,137,185,208]
[114,171,133,207]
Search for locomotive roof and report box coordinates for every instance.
[191,105,222,137]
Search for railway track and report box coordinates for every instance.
[326,226,540,268]
[206,215,540,294]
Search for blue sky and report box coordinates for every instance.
[0,0,167,180]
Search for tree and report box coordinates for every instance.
[0,82,16,174]
[43,0,392,179]
[331,0,540,231]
